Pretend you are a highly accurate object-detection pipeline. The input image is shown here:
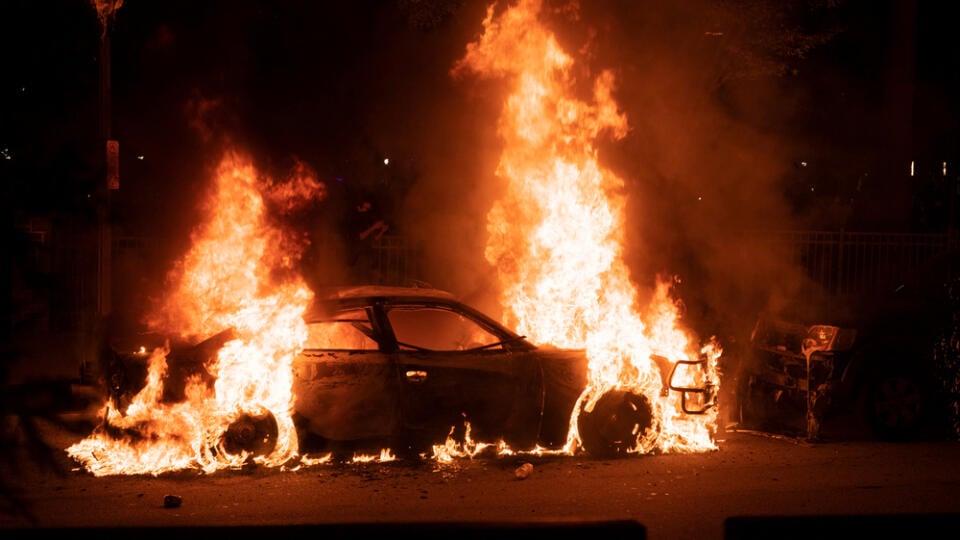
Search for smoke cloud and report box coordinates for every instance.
[109,1,837,345]
[388,1,818,341]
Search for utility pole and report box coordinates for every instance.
[98,21,112,319]
[85,0,122,383]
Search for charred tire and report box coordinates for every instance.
[577,390,656,459]
[223,411,279,456]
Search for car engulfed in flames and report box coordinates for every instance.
[100,285,717,462]
[68,0,727,476]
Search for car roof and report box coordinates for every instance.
[313,284,458,302]
[307,284,461,318]
[305,284,531,345]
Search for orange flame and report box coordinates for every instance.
[430,422,506,463]
[456,0,720,454]
[68,1,719,474]
[68,152,323,475]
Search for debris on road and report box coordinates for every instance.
[514,462,533,480]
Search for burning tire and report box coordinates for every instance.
[222,411,279,456]
[577,390,658,458]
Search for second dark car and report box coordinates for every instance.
[734,306,957,442]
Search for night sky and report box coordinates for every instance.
[3,0,959,343]
[3,1,957,217]
[3,1,489,223]
[3,1,955,210]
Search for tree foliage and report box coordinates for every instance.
[702,0,847,88]
[397,0,466,31]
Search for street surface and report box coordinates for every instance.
[3,405,960,540]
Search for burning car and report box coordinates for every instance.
[64,0,727,476]
[101,284,716,462]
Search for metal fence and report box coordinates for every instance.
[371,230,960,303]
[370,234,422,286]
[52,228,960,328]
[773,230,959,314]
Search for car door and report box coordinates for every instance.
[292,306,400,442]
[385,302,520,447]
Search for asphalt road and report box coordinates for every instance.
[3,400,960,540]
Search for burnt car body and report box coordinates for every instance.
[290,285,584,457]
[735,310,955,442]
[730,242,960,442]
[104,285,714,459]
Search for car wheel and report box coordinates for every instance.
[222,411,279,456]
[577,390,658,458]
[866,372,926,441]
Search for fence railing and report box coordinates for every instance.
[769,229,959,316]
[369,230,960,318]
[371,234,422,286]
[99,230,960,319]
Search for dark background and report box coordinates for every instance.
[2,0,958,381]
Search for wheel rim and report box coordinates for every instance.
[871,375,923,434]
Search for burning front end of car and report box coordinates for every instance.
[99,328,281,459]
[83,327,294,473]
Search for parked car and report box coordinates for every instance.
[734,292,957,442]
[102,284,716,459]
